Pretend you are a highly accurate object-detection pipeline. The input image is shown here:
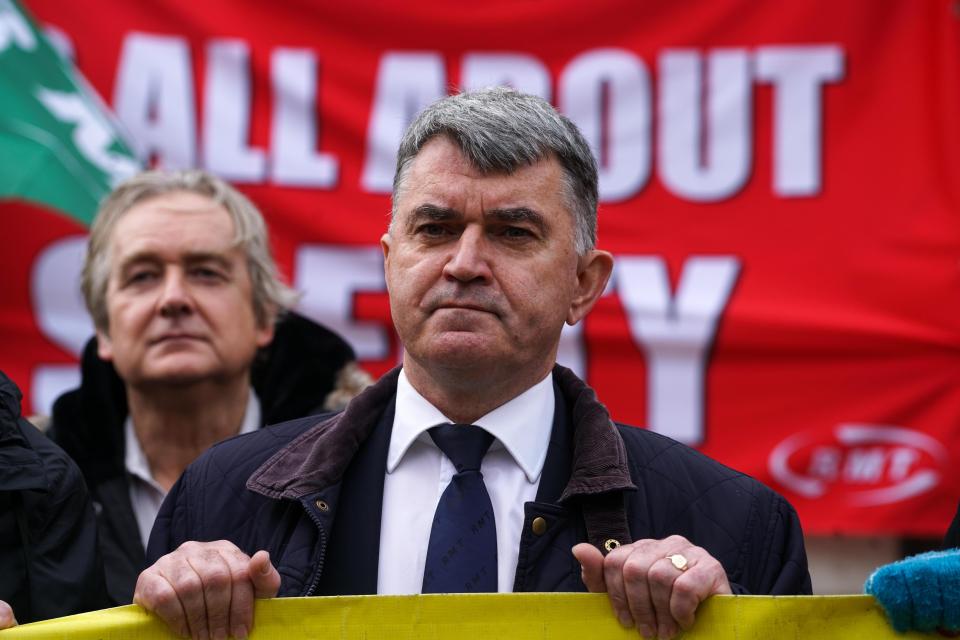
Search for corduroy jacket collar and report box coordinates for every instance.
[247,364,635,502]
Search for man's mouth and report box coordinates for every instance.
[434,303,498,316]
[439,303,490,311]
[149,333,204,345]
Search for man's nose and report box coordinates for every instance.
[442,227,492,283]
[158,270,193,318]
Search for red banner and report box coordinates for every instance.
[7,0,960,536]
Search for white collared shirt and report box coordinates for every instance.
[377,369,555,594]
[124,391,261,548]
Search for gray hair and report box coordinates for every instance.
[391,87,599,254]
[82,169,299,332]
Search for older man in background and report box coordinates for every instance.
[48,170,368,606]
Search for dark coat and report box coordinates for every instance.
[48,311,357,606]
[148,365,811,597]
[0,371,108,622]
[945,502,959,548]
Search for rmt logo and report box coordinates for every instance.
[768,424,947,506]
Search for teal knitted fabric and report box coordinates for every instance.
[864,548,960,633]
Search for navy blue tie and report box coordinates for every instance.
[421,423,498,593]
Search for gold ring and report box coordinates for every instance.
[666,553,689,571]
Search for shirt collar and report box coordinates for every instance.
[125,389,261,487]
[387,369,554,483]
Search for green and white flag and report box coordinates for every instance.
[0,0,138,226]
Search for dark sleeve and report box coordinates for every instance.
[945,501,960,549]
[618,425,813,596]
[733,490,812,595]
[20,425,110,621]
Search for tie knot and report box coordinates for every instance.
[428,423,494,473]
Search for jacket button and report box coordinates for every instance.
[531,517,547,535]
[603,539,621,552]
[315,499,329,512]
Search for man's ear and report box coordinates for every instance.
[380,232,393,290]
[95,328,114,362]
[380,232,392,263]
[567,250,614,326]
[256,304,278,348]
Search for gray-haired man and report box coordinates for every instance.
[136,89,810,640]
[48,170,367,606]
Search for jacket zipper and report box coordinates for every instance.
[300,499,329,596]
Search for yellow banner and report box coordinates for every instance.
[0,594,935,639]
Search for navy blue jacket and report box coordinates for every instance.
[149,366,811,596]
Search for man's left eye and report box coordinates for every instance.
[191,268,224,280]
[502,227,532,238]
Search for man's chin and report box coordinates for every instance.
[137,370,216,388]
[133,358,227,387]
[419,335,505,370]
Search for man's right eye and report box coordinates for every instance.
[417,224,448,237]
[125,270,157,285]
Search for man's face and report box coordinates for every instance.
[382,136,611,387]
[96,192,274,389]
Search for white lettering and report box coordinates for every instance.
[202,39,266,181]
[560,48,651,201]
[361,52,445,193]
[29,236,92,414]
[113,32,196,168]
[888,447,919,481]
[43,24,74,61]
[461,53,551,99]
[755,45,844,196]
[844,447,887,483]
[0,0,34,52]
[30,236,91,357]
[659,49,752,201]
[808,446,841,481]
[617,256,740,445]
[36,88,139,183]
[270,48,338,187]
[293,245,389,359]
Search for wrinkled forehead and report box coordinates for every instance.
[108,193,241,264]
[392,143,579,252]
[117,190,228,223]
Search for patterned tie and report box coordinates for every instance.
[421,423,498,593]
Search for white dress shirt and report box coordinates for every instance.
[124,391,261,548]
[377,369,555,594]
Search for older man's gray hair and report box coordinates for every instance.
[82,169,299,332]
[392,87,599,255]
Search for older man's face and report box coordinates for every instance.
[96,192,274,388]
[382,136,602,386]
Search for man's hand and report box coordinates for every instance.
[133,540,281,640]
[0,600,16,629]
[572,535,731,640]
